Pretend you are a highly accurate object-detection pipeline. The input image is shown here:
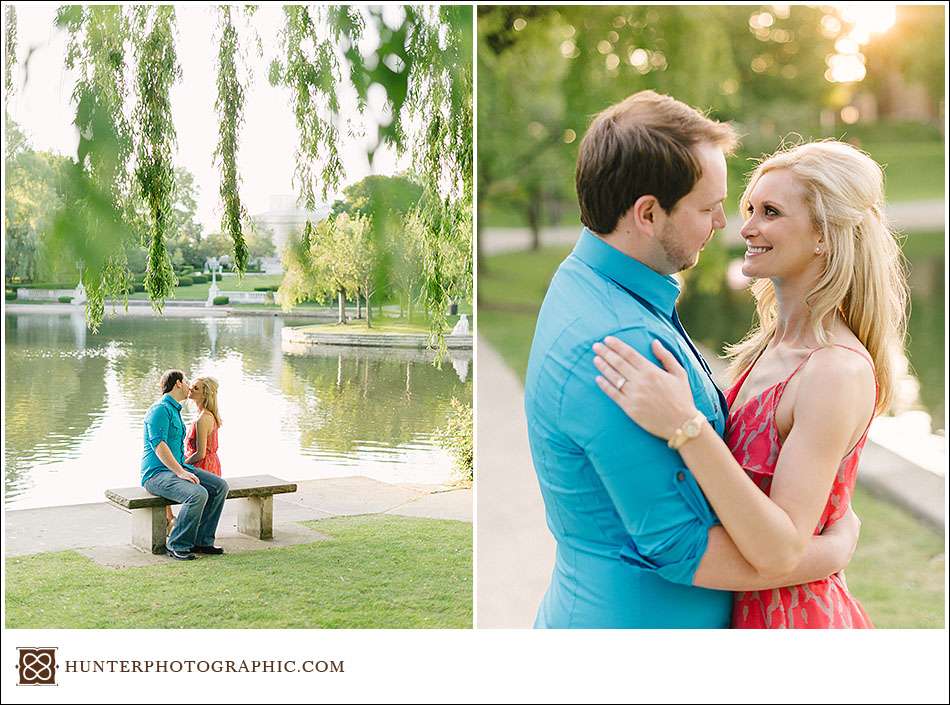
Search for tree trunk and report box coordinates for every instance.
[365,282,372,328]
[337,289,345,324]
[476,190,487,277]
[527,194,542,251]
[357,292,362,320]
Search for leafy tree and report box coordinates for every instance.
[4,124,71,282]
[391,208,427,321]
[164,166,203,268]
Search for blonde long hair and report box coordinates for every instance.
[193,376,223,428]
[725,140,909,415]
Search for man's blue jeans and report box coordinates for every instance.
[144,469,229,553]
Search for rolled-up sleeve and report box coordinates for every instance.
[560,326,718,587]
[144,405,170,451]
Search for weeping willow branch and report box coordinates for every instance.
[270,6,473,358]
[4,5,16,96]
[55,5,136,330]
[214,5,248,273]
[133,6,180,312]
[269,5,348,209]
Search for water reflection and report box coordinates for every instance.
[4,313,471,509]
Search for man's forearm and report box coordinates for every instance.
[693,526,850,592]
[155,442,186,476]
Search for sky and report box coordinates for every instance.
[5,4,410,230]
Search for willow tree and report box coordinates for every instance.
[269,7,472,334]
[4,5,16,99]
[43,5,254,329]
[214,5,249,273]
[52,5,137,329]
[133,5,180,312]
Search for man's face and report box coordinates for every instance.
[176,377,192,399]
[655,142,728,273]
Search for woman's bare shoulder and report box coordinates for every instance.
[797,344,876,413]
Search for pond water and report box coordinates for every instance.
[4,313,472,510]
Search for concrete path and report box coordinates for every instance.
[5,476,471,568]
[475,337,945,628]
[475,338,554,628]
[481,199,945,255]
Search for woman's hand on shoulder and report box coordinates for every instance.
[593,336,699,440]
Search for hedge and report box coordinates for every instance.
[58,296,73,304]
[176,276,194,287]
[212,296,229,306]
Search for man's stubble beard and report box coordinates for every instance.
[656,219,702,274]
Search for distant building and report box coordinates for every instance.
[252,195,330,273]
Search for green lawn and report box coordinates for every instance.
[480,246,945,628]
[297,319,433,335]
[848,487,945,628]
[129,273,284,301]
[5,514,472,629]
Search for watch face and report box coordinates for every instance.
[685,418,702,436]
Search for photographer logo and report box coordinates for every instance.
[17,647,58,686]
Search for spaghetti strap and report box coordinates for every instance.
[784,343,875,386]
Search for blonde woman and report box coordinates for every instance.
[165,377,224,530]
[593,140,908,628]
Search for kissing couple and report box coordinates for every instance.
[140,370,228,560]
[526,91,907,628]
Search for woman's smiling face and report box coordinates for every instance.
[739,168,823,281]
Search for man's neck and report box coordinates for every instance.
[598,228,672,277]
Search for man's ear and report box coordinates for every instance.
[629,194,660,237]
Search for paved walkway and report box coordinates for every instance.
[481,199,945,255]
[475,337,944,628]
[476,338,554,628]
[6,476,471,569]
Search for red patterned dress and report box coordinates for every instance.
[725,345,874,629]
[185,415,221,477]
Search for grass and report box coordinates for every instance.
[480,246,945,628]
[297,319,433,335]
[128,273,284,301]
[478,245,572,380]
[848,487,945,628]
[5,514,472,629]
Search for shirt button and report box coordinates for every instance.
[676,471,686,482]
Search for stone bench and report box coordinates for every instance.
[105,474,297,554]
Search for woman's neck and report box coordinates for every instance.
[770,273,831,349]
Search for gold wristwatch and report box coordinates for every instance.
[667,412,707,450]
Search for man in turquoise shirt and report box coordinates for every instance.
[525,91,856,627]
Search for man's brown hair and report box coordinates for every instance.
[160,369,184,395]
[575,90,738,235]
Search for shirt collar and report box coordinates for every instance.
[162,393,182,411]
[572,227,680,317]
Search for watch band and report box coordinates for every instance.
[667,412,707,450]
